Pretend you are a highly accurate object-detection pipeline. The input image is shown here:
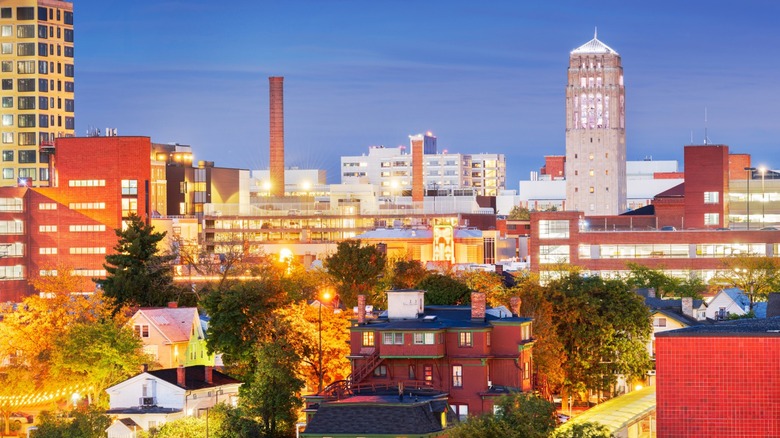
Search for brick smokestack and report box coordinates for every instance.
[357,295,366,324]
[269,77,285,197]
[471,292,486,321]
[177,365,186,387]
[510,297,522,316]
[681,297,694,318]
[205,366,213,385]
[411,135,424,203]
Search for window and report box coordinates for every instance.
[122,198,137,217]
[539,245,570,264]
[458,332,473,347]
[69,247,106,255]
[704,213,720,225]
[63,29,73,42]
[408,365,416,380]
[704,191,719,204]
[38,225,56,233]
[64,63,73,77]
[17,96,35,109]
[18,79,35,92]
[64,99,73,112]
[18,150,35,163]
[0,220,23,234]
[413,332,435,345]
[362,332,374,347]
[0,198,22,212]
[69,224,106,232]
[451,404,468,422]
[0,25,10,36]
[653,317,667,327]
[68,179,105,187]
[18,133,35,146]
[17,114,35,128]
[373,365,387,378]
[1,97,11,108]
[383,332,403,345]
[538,220,569,239]
[1,43,11,54]
[64,46,73,58]
[17,60,35,74]
[39,247,56,255]
[2,169,12,179]
[121,179,138,195]
[0,8,9,19]
[16,25,34,38]
[134,324,150,338]
[39,270,57,276]
[1,115,11,126]
[452,365,463,387]
[424,365,433,383]
[17,42,35,56]
[69,202,105,210]
[72,269,106,277]
[486,331,491,347]
[2,151,11,161]
[16,7,34,20]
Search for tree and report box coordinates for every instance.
[98,214,181,312]
[552,421,614,438]
[50,318,149,407]
[152,415,207,438]
[710,254,780,310]
[416,273,471,305]
[29,262,93,295]
[324,240,386,307]
[460,270,508,307]
[31,406,111,438]
[448,392,556,438]
[548,275,652,401]
[508,205,531,220]
[389,258,427,289]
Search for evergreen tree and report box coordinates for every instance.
[98,214,179,312]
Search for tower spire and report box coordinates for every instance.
[594,27,598,40]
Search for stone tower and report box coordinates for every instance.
[565,31,626,215]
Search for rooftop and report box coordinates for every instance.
[571,31,618,55]
[655,316,780,336]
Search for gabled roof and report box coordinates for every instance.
[134,307,199,343]
[571,31,618,55]
[654,183,685,198]
[302,395,452,436]
[147,365,241,390]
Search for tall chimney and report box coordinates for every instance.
[269,77,285,197]
[471,292,486,321]
[205,366,213,385]
[767,293,780,318]
[681,297,693,318]
[177,365,186,387]
[411,135,424,203]
[357,295,366,324]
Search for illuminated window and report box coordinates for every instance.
[704,191,719,204]
[704,213,720,225]
[121,179,138,195]
[134,324,150,338]
[38,225,56,232]
[538,220,569,239]
[424,365,433,383]
[458,332,473,347]
[414,332,435,345]
[452,365,463,387]
[589,187,595,193]
[362,332,374,347]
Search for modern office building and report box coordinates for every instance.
[341,134,507,197]
[0,0,74,186]
[565,32,627,215]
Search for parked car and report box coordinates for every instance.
[660,226,677,231]
[760,226,779,231]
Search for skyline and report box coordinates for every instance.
[75,0,780,187]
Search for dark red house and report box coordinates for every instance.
[346,290,534,418]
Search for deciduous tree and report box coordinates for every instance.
[324,240,386,307]
[416,273,471,305]
[389,258,427,289]
[710,254,780,310]
[448,392,556,438]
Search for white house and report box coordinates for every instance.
[105,365,241,437]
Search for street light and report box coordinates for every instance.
[759,166,767,227]
[318,289,332,393]
[745,167,756,230]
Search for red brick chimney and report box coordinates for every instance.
[177,365,186,387]
[357,295,366,324]
[411,135,424,203]
[471,292,486,321]
[205,366,213,385]
[269,76,285,197]
[510,297,522,316]
[167,301,178,308]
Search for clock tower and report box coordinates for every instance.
[565,31,626,215]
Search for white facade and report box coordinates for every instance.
[340,143,506,196]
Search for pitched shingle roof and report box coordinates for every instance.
[137,307,198,343]
[147,365,241,390]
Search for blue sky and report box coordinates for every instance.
[75,1,780,187]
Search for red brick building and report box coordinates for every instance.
[0,136,152,301]
[346,290,534,418]
[655,317,780,437]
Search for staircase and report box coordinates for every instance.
[350,348,383,385]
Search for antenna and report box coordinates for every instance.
[703,107,709,145]
[594,27,598,39]
[690,130,694,145]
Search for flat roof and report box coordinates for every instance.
[558,386,655,434]
[655,316,780,336]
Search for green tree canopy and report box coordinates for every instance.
[324,239,386,307]
[552,421,614,438]
[508,205,531,220]
[448,392,556,438]
[98,214,181,312]
[710,254,780,309]
[417,273,471,305]
[390,258,428,289]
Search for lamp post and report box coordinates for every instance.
[745,167,756,230]
[318,290,332,393]
[759,166,767,227]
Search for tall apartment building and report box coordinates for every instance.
[565,32,626,215]
[0,0,74,187]
[341,134,506,196]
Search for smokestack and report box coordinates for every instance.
[269,77,285,197]
[411,135,424,203]
[471,292,486,321]
[205,366,213,385]
[681,297,694,318]
[357,295,366,324]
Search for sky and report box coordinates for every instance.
[74,0,780,188]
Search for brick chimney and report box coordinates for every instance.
[510,297,522,316]
[177,365,186,387]
[167,301,178,308]
[471,292,486,321]
[357,295,366,324]
[411,135,424,203]
[681,297,693,318]
[495,264,503,275]
[205,366,213,385]
[647,288,656,299]
[269,76,285,197]
[767,293,780,318]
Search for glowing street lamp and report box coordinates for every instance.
[318,289,332,393]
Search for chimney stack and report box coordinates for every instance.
[471,292,486,321]
[647,288,656,298]
[495,264,504,275]
[357,295,366,324]
[510,297,522,316]
[269,77,285,197]
[681,297,693,318]
[767,293,780,318]
[167,301,178,308]
[411,135,424,203]
[205,366,213,385]
[177,365,186,387]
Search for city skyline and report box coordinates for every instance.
[75,0,780,187]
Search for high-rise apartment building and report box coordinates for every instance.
[0,0,74,187]
[565,32,626,215]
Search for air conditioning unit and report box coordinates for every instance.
[139,397,156,406]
